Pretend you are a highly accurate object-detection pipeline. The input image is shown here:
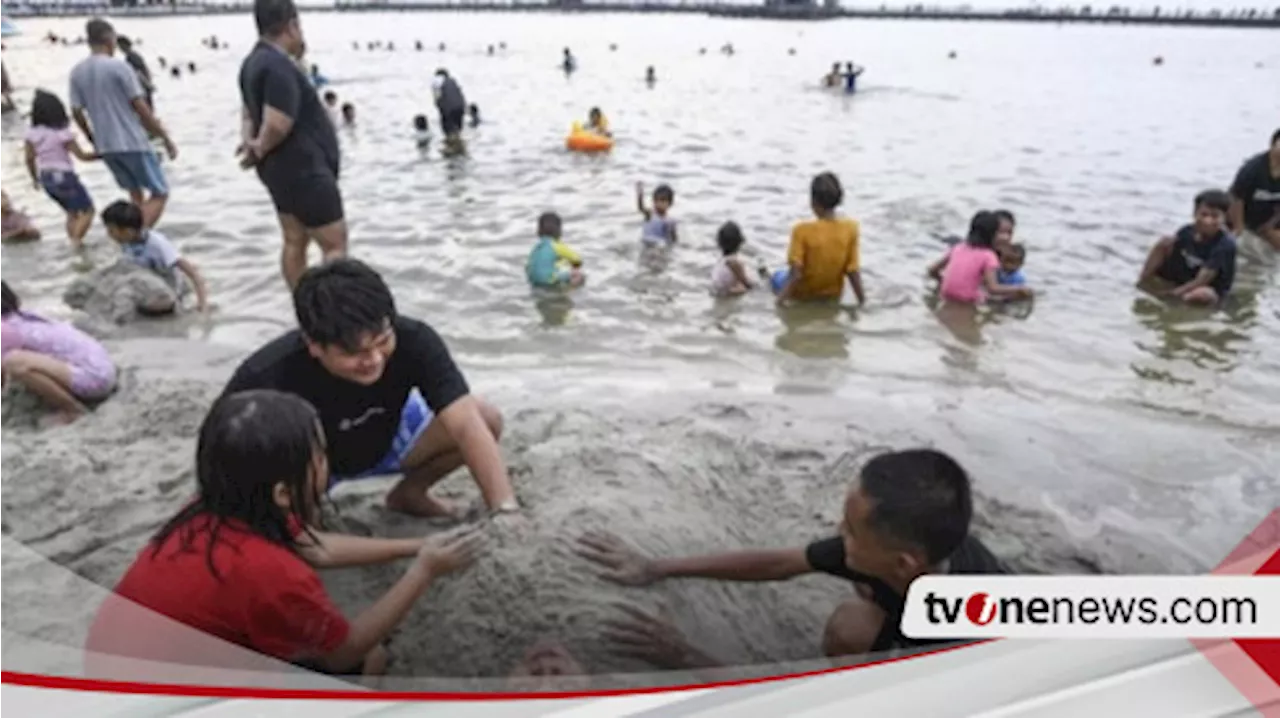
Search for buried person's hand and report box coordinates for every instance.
[414,526,486,578]
[574,530,661,586]
[603,603,716,670]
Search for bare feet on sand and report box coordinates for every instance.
[385,482,466,520]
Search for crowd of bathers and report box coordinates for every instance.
[3,0,1280,690]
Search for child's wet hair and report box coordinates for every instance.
[101,200,144,231]
[413,114,428,131]
[717,222,745,256]
[323,90,337,103]
[1,280,19,316]
[965,210,1001,248]
[653,184,674,203]
[1194,189,1231,214]
[30,89,71,129]
[589,107,601,118]
[538,211,562,238]
[994,209,1016,227]
[810,172,844,212]
[1003,243,1027,261]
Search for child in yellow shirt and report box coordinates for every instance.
[774,172,865,305]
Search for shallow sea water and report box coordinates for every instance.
[2,12,1278,563]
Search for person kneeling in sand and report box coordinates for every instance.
[86,390,484,680]
[223,258,519,519]
[576,449,1006,668]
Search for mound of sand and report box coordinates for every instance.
[1,339,1205,682]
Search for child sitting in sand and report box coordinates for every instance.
[527,212,585,289]
[1,280,116,423]
[928,211,1033,303]
[774,172,865,306]
[710,222,758,297]
[102,200,208,314]
[413,114,431,147]
[636,182,677,248]
[1,191,41,243]
[997,243,1027,287]
[1137,189,1237,305]
[586,107,610,137]
[24,90,99,248]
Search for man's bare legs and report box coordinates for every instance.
[385,398,504,518]
[279,214,349,289]
[2,350,89,422]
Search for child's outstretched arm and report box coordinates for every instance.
[983,268,1031,299]
[176,258,210,312]
[635,182,651,220]
[67,137,99,162]
[927,254,949,280]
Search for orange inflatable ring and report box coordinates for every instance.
[566,123,613,152]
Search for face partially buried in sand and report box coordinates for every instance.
[305,320,397,385]
[506,639,590,691]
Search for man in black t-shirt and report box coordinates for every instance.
[1138,189,1237,305]
[1228,129,1280,251]
[223,259,519,518]
[237,0,346,290]
[575,449,1006,668]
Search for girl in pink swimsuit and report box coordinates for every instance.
[2,280,116,421]
[928,211,1034,304]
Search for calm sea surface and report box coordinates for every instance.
[2,12,1278,561]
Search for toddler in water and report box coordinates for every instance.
[997,244,1027,286]
[341,102,356,127]
[1,280,116,423]
[526,212,586,289]
[23,90,99,248]
[710,222,758,296]
[468,104,481,128]
[102,200,209,313]
[1,191,41,243]
[775,172,865,305]
[636,182,677,247]
[586,107,610,137]
[413,114,431,147]
[929,211,1033,303]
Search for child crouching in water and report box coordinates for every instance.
[526,212,585,289]
[710,222,757,296]
[929,211,1033,303]
[103,200,209,314]
[1,280,116,423]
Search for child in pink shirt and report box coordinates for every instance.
[929,211,1033,303]
[24,90,98,248]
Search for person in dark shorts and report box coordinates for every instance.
[432,68,467,150]
[222,259,520,519]
[237,0,346,290]
[24,89,99,248]
[1138,189,1237,305]
[1228,128,1280,251]
[575,448,1007,668]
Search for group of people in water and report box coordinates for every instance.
[3,0,1280,687]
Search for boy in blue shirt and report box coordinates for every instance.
[997,243,1027,286]
[102,200,208,313]
[526,212,585,289]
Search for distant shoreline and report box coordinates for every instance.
[5,2,1279,29]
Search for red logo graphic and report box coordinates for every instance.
[965,592,997,625]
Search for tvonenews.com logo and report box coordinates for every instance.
[901,576,1280,639]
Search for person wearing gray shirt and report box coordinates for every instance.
[69,18,178,228]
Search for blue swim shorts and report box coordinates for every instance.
[332,389,435,485]
[103,151,169,196]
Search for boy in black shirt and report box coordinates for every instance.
[224,259,518,519]
[575,449,1006,668]
[1138,189,1237,305]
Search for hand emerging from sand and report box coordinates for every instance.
[413,527,485,578]
[604,604,716,670]
[575,530,661,586]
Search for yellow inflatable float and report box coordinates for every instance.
[566,122,613,153]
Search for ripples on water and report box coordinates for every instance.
[3,18,1279,446]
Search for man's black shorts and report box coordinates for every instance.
[441,108,465,135]
[262,171,344,229]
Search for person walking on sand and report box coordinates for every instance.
[69,18,177,228]
[238,0,346,290]
[222,259,520,520]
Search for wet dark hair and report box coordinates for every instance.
[1003,243,1026,261]
[965,210,1000,248]
[993,209,1016,227]
[413,114,428,131]
[859,449,972,564]
[468,103,478,114]
[117,35,133,51]
[1,281,19,316]
[341,102,355,116]
[254,0,298,37]
[716,222,744,256]
[589,107,601,117]
[810,172,843,212]
[30,89,70,129]
[150,390,324,580]
[1194,189,1231,214]
[323,90,337,103]
[653,184,674,203]
[101,200,144,231]
[86,18,114,46]
[435,68,449,78]
[538,211,562,238]
[294,258,396,351]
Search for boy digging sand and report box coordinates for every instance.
[1138,189,1237,305]
[103,200,209,313]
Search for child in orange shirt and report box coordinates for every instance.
[773,172,864,305]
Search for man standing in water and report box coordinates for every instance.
[238,0,346,290]
[432,69,467,154]
[576,449,1006,666]
[1228,129,1280,252]
[223,259,519,519]
[69,19,177,228]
